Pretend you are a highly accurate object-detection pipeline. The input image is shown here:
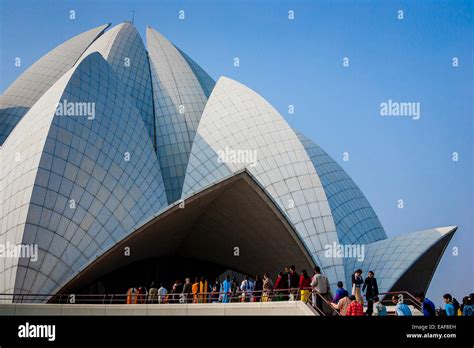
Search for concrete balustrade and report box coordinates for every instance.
[0,301,319,316]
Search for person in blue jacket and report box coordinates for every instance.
[443,293,456,316]
[461,296,473,316]
[333,281,349,304]
[415,292,436,316]
[222,275,231,303]
[392,295,412,316]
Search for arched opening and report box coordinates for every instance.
[56,171,315,296]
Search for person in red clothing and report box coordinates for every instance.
[274,271,285,301]
[299,269,312,302]
[346,295,365,316]
[274,272,283,289]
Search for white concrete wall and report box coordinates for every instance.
[0,301,318,316]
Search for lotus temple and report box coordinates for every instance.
[0,23,456,301]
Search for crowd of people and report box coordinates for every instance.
[125,265,330,311]
[124,266,473,317]
[387,291,474,317]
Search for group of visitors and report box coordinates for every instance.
[439,293,473,316]
[391,292,473,317]
[126,282,168,304]
[124,267,473,317]
[323,269,473,317]
[125,265,331,310]
[328,269,381,316]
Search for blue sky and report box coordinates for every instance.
[1,0,472,306]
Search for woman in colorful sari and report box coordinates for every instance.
[192,278,199,303]
[199,277,208,303]
[126,287,137,304]
[262,273,274,302]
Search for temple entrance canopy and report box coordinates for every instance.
[58,171,315,294]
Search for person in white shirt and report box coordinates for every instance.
[311,266,329,312]
[240,276,254,302]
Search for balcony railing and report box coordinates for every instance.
[0,289,421,316]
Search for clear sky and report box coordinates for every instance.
[1,0,472,306]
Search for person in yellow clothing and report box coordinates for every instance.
[126,287,138,304]
[299,270,312,302]
[192,277,199,303]
[199,277,208,303]
[262,273,274,302]
[351,269,364,305]
[126,288,133,304]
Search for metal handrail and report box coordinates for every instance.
[378,291,422,313]
[0,289,422,315]
[306,290,340,316]
[0,287,328,305]
[0,290,338,317]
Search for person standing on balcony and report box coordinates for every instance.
[274,272,285,301]
[182,278,193,303]
[346,295,364,316]
[311,266,329,312]
[333,281,349,304]
[299,269,312,302]
[240,276,254,302]
[362,271,379,316]
[192,278,199,303]
[222,275,231,303]
[452,297,461,316]
[461,296,473,316]
[137,286,147,304]
[148,282,158,304]
[171,279,183,303]
[211,278,221,303]
[230,277,238,302]
[262,273,274,302]
[443,294,456,316]
[351,269,364,305]
[253,275,263,302]
[199,277,208,303]
[392,295,412,316]
[158,283,168,304]
[126,287,137,304]
[415,292,435,317]
[373,296,387,316]
[289,265,299,301]
[283,266,290,300]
